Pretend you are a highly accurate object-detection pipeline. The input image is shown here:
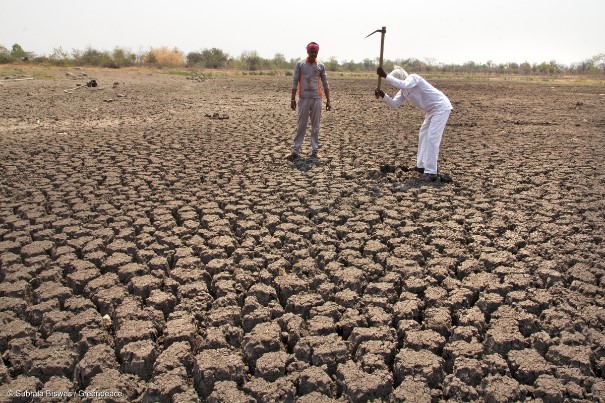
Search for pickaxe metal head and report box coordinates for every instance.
[365,27,386,38]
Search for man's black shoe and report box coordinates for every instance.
[419,173,438,182]
[405,166,424,174]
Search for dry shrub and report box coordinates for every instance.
[146,46,185,67]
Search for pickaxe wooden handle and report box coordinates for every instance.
[365,26,386,98]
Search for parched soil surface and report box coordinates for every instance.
[1,67,604,402]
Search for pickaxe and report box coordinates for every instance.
[365,26,386,98]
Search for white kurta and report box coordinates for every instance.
[382,74,452,174]
[383,74,452,113]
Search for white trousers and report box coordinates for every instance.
[417,109,451,175]
[292,97,322,154]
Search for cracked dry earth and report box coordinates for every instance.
[1,68,605,402]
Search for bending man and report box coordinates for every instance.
[375,66,452,181]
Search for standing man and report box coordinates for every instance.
[375,66,452,181]
[286,42,331,160]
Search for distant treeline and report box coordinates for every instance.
[2,43,604,76]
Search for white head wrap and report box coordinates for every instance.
[390,65,408,80]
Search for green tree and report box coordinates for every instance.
[272,53,289,69]
[325,56,340,71]
[382,60,394,72]
[549,60,562,75]
[186,51,204,66]
[588,53,605,75]
[144,50,157,65]
[463,61,476,73]
[520,62,532,75]
[202,48,229,68]
[0,44,11,63]
[10,43,34,60]
[241,50,261,71]
[49,47,71,66]
[112,47,135,67]
[342,60,360,72]
[362,58,375,71]
[11,43,26,59]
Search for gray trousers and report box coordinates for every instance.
[292,97,322,154]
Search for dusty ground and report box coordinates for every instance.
[1,67,604,402]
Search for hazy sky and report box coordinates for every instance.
[1,0,603,66]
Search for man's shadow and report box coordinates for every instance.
[291,156,330,171]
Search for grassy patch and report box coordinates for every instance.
[0,65,57,80]
[161,70,195,77]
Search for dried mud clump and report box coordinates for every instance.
[1,69,604,401]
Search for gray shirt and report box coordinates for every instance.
[292,59,329,99]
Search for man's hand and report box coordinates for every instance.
[374,89,385,99]
[325,100,332,111]
[291,99,296,110]
[377,67,387,78]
